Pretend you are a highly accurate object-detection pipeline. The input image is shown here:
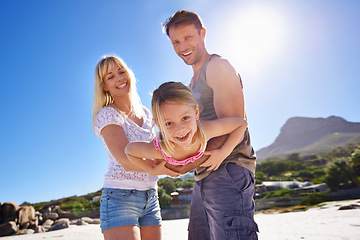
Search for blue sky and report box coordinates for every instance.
[1,0,359,205]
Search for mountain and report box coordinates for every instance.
[256,116,360,161]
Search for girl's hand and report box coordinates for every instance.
[200,149,227,171]
[151,160,181,178]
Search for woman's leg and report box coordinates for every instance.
[103,225,141,240]
[140,225,162,240]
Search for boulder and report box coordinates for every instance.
[1,202,19,223]
[57,210,77,220]
[15,229,35,235]
[71,219,88,225]
[339,204,360,210]
[54,218,70,225]
[35,211,43,224]
[49,221,69,231]
[42,219,54,230]
[43,212,58,221]
[17,206,36,229]
[81,217,94,224]
[35,225,46,233]
[0,221,18,237]
[92,218,101,224]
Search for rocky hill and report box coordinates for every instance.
[256,116,360,161]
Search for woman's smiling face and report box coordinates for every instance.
[102,60,131,97]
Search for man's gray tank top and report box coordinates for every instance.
[191,54,256,181]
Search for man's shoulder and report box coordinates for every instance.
[206,54,238,86]
[208,54,233,70]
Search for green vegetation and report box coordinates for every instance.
[157,176,195,208]
[256,143,360,192]
[300,193,331,206]
[262,188,298,199]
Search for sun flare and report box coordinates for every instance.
[216,5,286,72]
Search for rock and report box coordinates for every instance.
[1,202,19,223]
[42,219,54,230]
[54,218,70,225]
[81,217,94,224]
[15,229,35,235]
[43,212,58,221]
[0,221,18,237]
[35,211,43,225]
[57,210,77,220]
[338,204,360,210]
[71,219,88,225]
[35,225,46,233]
[49,221,69,231]
[18,205,36,229]
[91,218,101,224]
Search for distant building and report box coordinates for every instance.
[256,181,329,195]
[170,188,192,208]
[90,196,101,202]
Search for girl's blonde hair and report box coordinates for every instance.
[151,81,206,155]
[92,54,143,132]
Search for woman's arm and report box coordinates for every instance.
[101,124,147,172]
[125,141,180,177]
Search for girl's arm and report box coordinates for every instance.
[125,141,180,177]
[200,117,248,171]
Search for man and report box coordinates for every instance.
[163,10,259,239]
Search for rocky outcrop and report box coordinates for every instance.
[0,221,18,237]
[1,202,19,224]
[0,202,100,237]
[18,206,36,229]
[256,116,360,160]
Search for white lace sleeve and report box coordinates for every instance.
[94,107,125,137]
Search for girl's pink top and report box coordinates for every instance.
[153,135,205,166]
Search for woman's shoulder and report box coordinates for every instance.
[97,106,117,115]
[94,106,125,136]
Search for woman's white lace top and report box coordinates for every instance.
[94,106,158,190]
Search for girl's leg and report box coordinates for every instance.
[103,225,141,240]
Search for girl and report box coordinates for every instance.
[125,81,247,174]
[93,55,178,240]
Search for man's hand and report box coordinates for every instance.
[163,135,229,174]
[151,160,181,177]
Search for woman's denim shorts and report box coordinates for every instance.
[100,188,162,232]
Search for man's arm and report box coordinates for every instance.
[199,57,246,168]
[207,57,245,118]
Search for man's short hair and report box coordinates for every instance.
[163,10,204,36]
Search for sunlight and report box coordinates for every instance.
[216,5,286,74]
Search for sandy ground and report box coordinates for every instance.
[2,199,359,240]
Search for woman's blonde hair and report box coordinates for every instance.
[92,54,143,132]
[151,81,206,155]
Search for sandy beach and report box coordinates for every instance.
[2,199,359,240]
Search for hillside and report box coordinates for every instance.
[256,116,360,161]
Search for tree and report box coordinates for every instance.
[325,158,356,191]
[158,187,172,208]
[158,177,177,194]
[351,147,360,176]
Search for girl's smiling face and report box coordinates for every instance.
[160,100,199,147]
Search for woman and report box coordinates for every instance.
[93,54,178,240]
